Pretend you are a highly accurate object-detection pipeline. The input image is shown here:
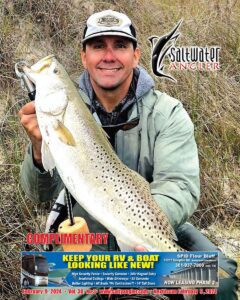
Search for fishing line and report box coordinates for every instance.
[65,187,75,226]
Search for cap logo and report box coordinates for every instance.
[96,15,122,27]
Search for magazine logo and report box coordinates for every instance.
[149,20,220,82]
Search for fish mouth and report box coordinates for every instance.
[35,54,55,65]
[31,55,55,73]
[20,55,56,83]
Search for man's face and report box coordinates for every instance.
[81,36,140,91]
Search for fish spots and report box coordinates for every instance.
[90,139,177,251]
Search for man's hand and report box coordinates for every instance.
[134,246,148,252]
[18,101,42,166]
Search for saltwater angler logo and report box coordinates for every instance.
[149,20,220,82]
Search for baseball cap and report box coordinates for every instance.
[82,10,137,43]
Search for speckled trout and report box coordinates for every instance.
[22,54,181,252]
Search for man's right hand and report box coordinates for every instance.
[18,101,43,166]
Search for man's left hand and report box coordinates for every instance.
[134,246,148,252]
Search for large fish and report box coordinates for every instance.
[22,54,181,252]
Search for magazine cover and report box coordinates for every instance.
[0,1,239,300]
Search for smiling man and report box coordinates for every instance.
[81,35,140,112]
[81,35,140,94]
[19,9,238,300]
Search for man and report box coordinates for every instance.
[19,10,238,300]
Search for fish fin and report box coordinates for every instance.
[53,120,76,146]
[41,141,56,172]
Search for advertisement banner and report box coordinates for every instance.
[21,251,219,289]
